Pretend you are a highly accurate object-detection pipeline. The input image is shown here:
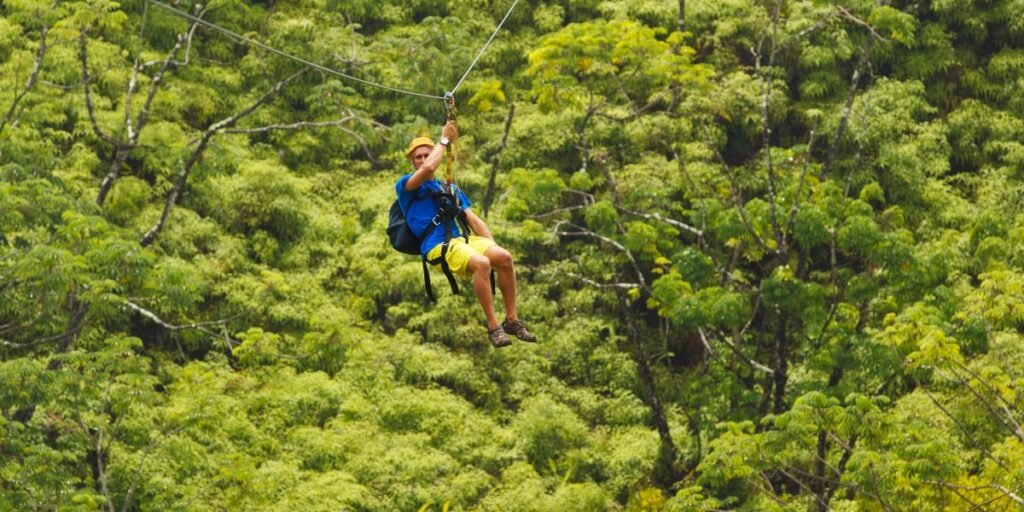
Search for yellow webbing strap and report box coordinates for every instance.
[443,92,460,207]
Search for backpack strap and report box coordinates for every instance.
[416,208,460,302]
[426,240,460,297]
[421,259,436,302]
[408,181,477,301]
[418,221,439,302]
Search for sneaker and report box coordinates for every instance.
[488,326,512,348]
[501,318,537,343]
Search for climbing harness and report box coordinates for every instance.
[427,92,465,300]
[408,93,479,300]
[422,183,473,302]
[406,93,493,301]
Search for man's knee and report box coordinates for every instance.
[487,246,513,268]
[467,254,491,274]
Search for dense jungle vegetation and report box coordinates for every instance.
[3,0,1024,510]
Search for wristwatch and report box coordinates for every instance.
[439,136,450,146]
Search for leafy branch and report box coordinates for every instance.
[140,67,310,247]
[553,221,649,293]
[82,4,208,206]
[0,1,59,137]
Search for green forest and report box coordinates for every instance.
[3,0,1024,510]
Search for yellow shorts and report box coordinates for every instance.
[426,235,497,277]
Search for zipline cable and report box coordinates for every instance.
[145,0,446,100]
[449,0,520,94]
[145,0,520,104]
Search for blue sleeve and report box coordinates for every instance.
[395,175,413,213]
[457,186,472,210]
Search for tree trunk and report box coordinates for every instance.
[822,36,874,180]
[624,300,682,485]
[482,103,515,217]
[772,315,788,413]
[678,0,686,33]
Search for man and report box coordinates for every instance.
[396,121,536,348]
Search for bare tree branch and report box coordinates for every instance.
[119,425,182,512]
[741,294,762,338]
[835,5,889,43]
[542,268,641,289]
[96,9,203,206]
[2,293,88,352]
[701,327,774,374]
[930,481,1024,507]
[720,240,743,287]
[483,103,516,217]
[140,67,309,247]
[753,0,787,253]
[953,360,1024,419]
[96,426,115,512]
[617,206,703,236]
[939,367,1024,444]
[823,433,859,505]
[217,112,380,162]
[124,300,235,336]
[773,9,839,57]
[705,132,773,252]
[135,29,192,141]
[947,361,1024,442]
[564,188,597,204]
[0,319,84,349]
[1,332,67,349]
[123,299,241,357]
[0,3,57,135]
[574,94,606,174]
[39,80,75,91]
[220,115,358,135]
[786,128,817,235]
[621,298,684,483]
[593,151,629,235]
[554,223,649,292]
[922,386,1012,473]
[672,147,712,250]
[140,4,205,70]
[821,34,874,180]
[527,205,592,219]
[776,466,833,511]
[79,29,117,146]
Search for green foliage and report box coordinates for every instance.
[3,0,1024,510]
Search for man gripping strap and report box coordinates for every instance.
[395,124,537,348]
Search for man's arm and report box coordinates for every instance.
[404,143,445,191]
[463,208,493,239]
[405,121,458,191]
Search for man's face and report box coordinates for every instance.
[410,145,432,170]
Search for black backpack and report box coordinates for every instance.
[386,199,422,255]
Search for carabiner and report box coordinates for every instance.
[443,91,456,121]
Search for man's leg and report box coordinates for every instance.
[466,254,499,330]
[486,245,537,342]
[484,245,517,321]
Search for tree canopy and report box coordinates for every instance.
[2,0,1024,510]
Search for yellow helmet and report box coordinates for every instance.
[406,136,435,156]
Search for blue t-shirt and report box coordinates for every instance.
[396,175,473,256]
